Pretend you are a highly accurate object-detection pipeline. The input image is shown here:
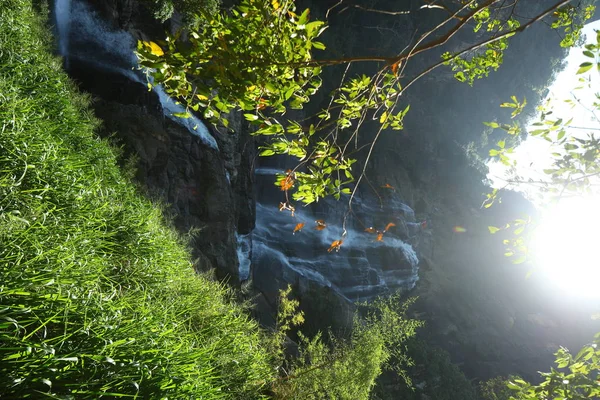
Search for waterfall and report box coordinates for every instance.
[54,0,72,65]
[251,168,420,302]
[55,0,218,150]
[236,233,252,281]
[153,84,218,149]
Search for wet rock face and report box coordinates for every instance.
[211,112,257,235]
[63,0,258,282]
[249,167,422,332]
[87,0,135,28]
[85,0,161,36]
[89,88,240,280]
[68,58,161,112]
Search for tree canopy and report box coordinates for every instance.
[137,0,595,242]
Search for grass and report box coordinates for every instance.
[0,0,274,397]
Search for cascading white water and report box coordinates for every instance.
[60,0,218,150]
[251,168,420,302]
[236,233,252,281]
[153,85,217,149]
[54,0,72,64]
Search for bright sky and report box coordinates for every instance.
[487,20,600,201]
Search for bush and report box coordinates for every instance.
[272,296,423,400]
[479,376,520,400]
[372,338,478,400]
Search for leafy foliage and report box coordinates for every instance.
[272,295,423,399]
[479,376,522,400]
[508,338,600,399]
[136,0,416,205]
[443,12,520,85]
[137,0,326,126]
[138,0,595,217]
[551,2,596,47]
[444,2,594,85]
[374,339,478,400]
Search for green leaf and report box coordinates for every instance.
[583,50,594,58]
[172,112,191,118]
[298,8,310,25]
[512,255,527,264]
[564,143,578,151]
[379,111,388,124]
[577,62,593,74]
[259,149,275,156]
[311,41,326,50]
[488,226,500,234]
[244,113,259,121]
[305,21,326,36]
[484,121,500,128]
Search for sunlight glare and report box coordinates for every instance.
[532,197,600,298]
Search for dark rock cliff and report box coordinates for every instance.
[65,0,256,282]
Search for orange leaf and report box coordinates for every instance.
[364,227,377,234]
[293,223,305,234]
[381,183,394,190]
[327,239,343,252]
[280,175,294,191]
[391,61,401,76]
[376,232,384,242]
[315,219,327,231]
[384,222,396,232]
[257,98,267,110]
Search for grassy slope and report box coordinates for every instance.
[0,0,273,398]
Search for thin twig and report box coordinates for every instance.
[338,4,410,16]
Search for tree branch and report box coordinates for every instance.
[338,4,410,16]
[398,0,576,97]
